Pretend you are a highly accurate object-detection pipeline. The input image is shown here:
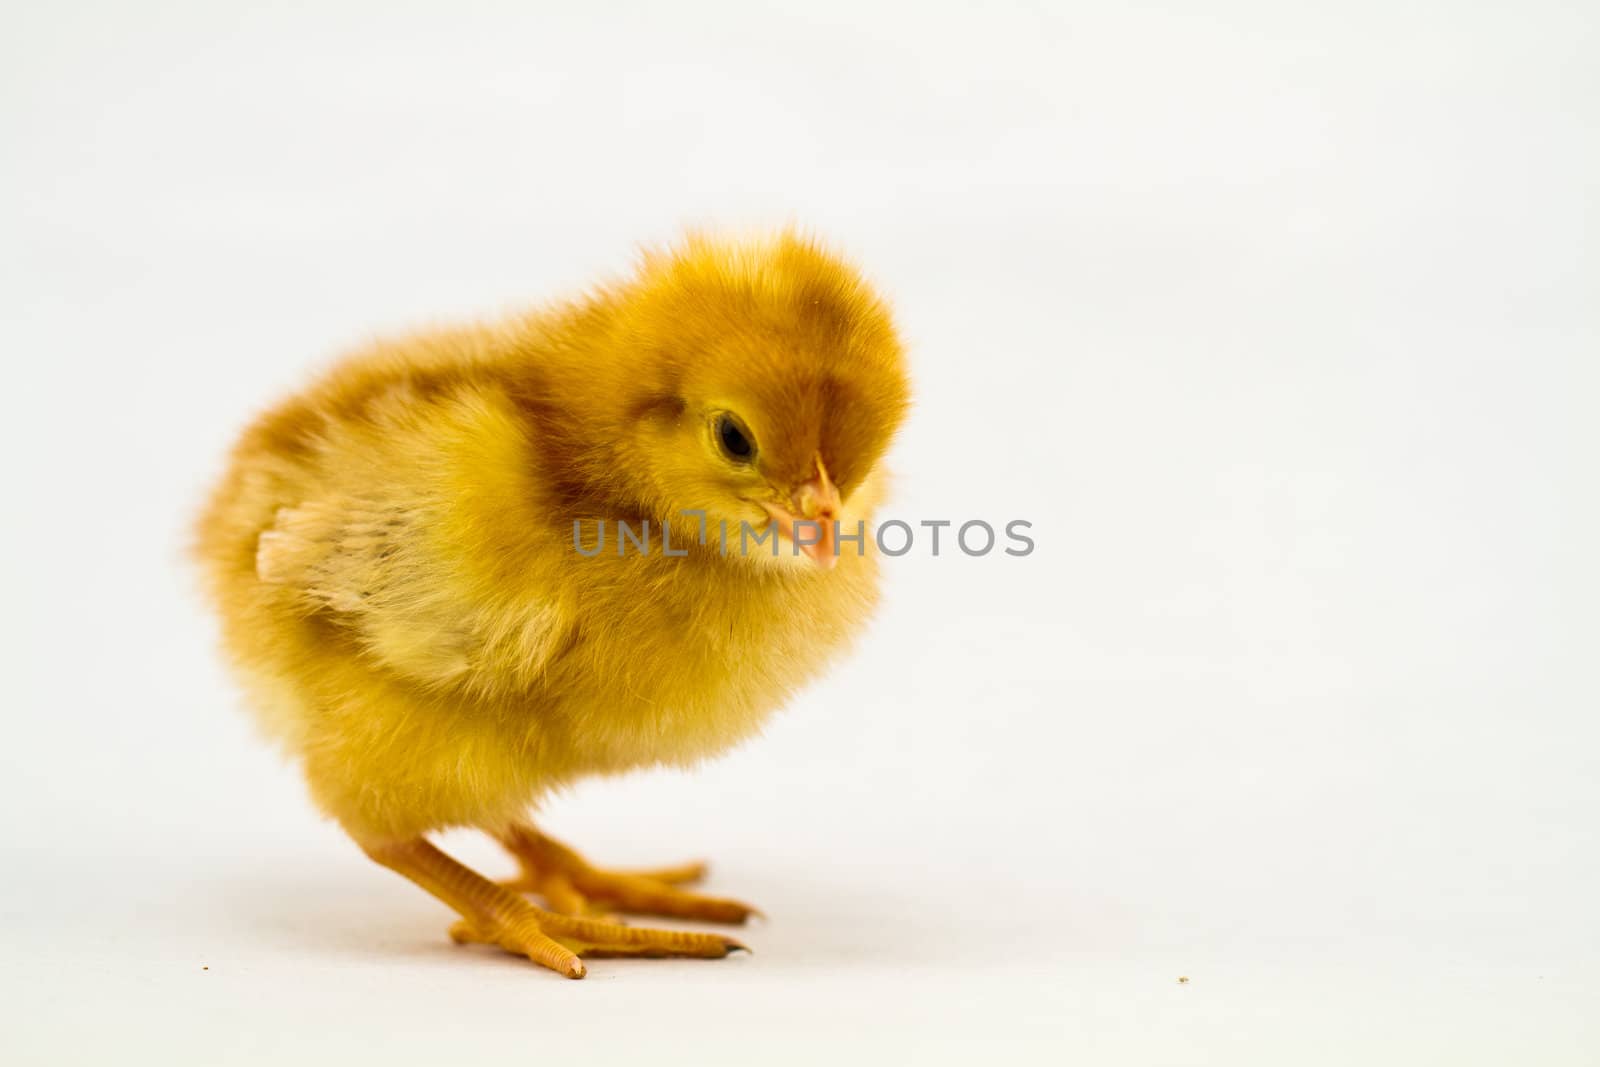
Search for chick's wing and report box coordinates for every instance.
[256,492,569,692]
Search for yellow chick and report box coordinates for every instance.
[193,232,911,978]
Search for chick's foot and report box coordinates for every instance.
[363,837,744,979]
[449,912,746,961]
[498,823,758,925]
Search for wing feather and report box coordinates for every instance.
[256,494,565,692]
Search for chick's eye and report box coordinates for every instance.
[716,413,755,463]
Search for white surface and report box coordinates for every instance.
[3,1,1597,1063]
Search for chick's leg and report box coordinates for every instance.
[360,837,745,979]
[498,823,757,924]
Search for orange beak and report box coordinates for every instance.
[761,456,843,569]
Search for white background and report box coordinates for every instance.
[3,1,1596,1063]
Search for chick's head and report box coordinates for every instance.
[610,234,911,569]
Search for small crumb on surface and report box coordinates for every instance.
[1177,975,1189,984]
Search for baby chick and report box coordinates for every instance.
[193,233,911,977]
